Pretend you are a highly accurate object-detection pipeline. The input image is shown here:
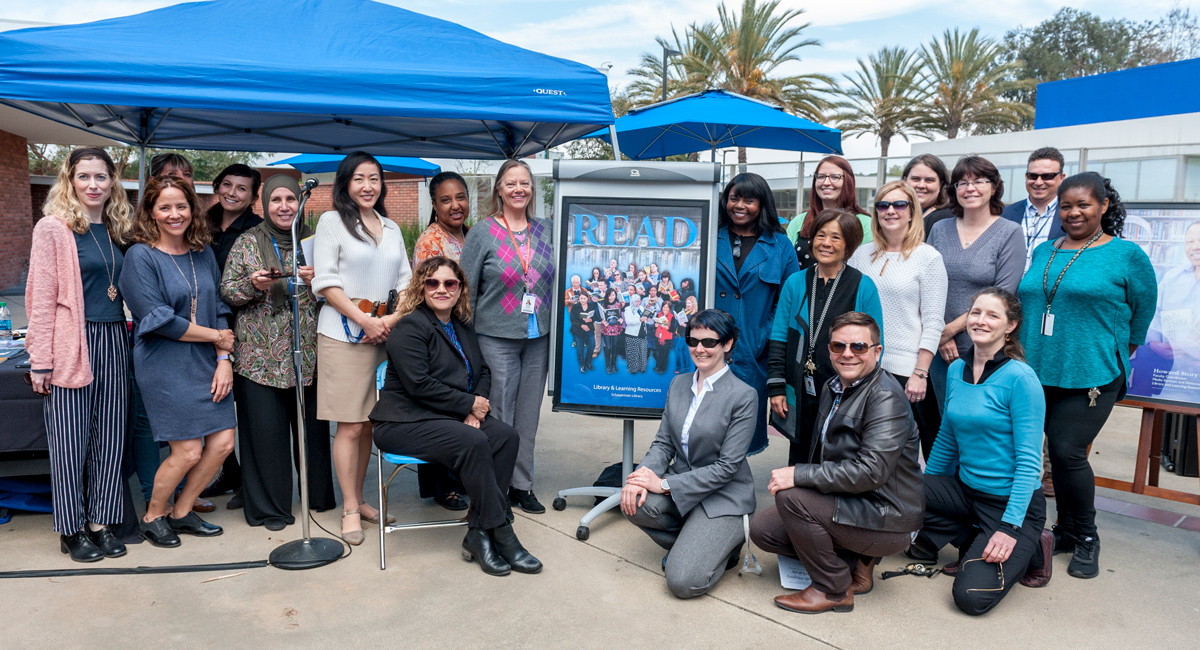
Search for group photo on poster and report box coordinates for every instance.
[556,199,707,414]
[1127,204,1200,407]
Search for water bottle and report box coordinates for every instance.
[0,302,11,343]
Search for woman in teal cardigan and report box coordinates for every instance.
[768,209,884,464]
[1017,173,1157,580]
[910,287,1049,616]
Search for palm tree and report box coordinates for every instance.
[831,46,928,158]
[918,28,1033,138]
[625,27,713,107]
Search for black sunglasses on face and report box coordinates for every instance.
[1025,172,1061,182]
[424,278,460,291]
[686,336,723,349]
[828,341,876,354]
[875,200,911,212]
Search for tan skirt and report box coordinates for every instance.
[317,334,387,422]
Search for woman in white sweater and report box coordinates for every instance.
[312,152,412,544]
[849,180,947,458]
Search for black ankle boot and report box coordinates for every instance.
[490,523,542,574]
[462,528,511,576]
[60,530,104,563]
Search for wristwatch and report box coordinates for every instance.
[912,368,929,379]
[660,479,670,494]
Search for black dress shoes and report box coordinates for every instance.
[168,512,223,537]
[264,518,289,532]
[89,526,127,558]
[60,530,104,563]
[490,522,542,574]
[140,517,181,548]
[508,488,546,514]
[462,527,511,576]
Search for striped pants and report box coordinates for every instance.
[45,321,130,534]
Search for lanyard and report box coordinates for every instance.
[1041,230,1102,313]
[497,216,532,283]
[269,236,290,275]
[1025,211,1052,251]
[804,265,844,375]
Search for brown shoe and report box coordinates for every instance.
[192,498,216,513]
[941,560,960,576]
[1020,529,1054,588]
[851,557,879,595]
[774,586,854,614]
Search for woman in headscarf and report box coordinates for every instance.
[219,175,336,530]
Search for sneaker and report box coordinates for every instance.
[508,488,546,514]
[1067,536,1100,579]
[1052,525,1075,556]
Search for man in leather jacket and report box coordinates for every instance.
[750,312,924,614]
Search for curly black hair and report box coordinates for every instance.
[1058,172,1125,237]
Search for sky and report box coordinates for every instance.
[2,0,1193,159]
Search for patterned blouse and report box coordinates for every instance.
[219,233,319,388]
[413,222,465,263]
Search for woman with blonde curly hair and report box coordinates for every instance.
[26,147,135,562]
[119,176,236,548]
[371,257,540,576]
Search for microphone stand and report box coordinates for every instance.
[270,179,343,570]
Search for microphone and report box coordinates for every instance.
[301,178,319,193]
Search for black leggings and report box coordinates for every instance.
[1044,373,1124,540]
[602,335,620,372]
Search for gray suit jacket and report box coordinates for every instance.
[640,371,757,518]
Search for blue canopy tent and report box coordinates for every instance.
[269,154,441,178]
[0,0,615,178]
[586,89,841,160]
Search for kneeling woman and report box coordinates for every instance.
[911,288,1049,616]
[371,257,541,576]
[621,309,757,599]
[120,177,236,546]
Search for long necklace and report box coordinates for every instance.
[160,245,199,322]
[804,264,844,375]
[88,224,118,301]
[960,217,992,247]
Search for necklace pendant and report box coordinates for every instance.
[107,284,118,301]
[190,296,198,323]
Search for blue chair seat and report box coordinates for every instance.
[380,452,428,466]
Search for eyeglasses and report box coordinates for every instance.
[815,173,844,183]
[424,278,461,291]
[954,179,992,190]
[828,341,877,355]
[686,336,723,349]
[875,200,911,212]
[1025,172,1061,182]
[732,235,743,260]
[961,558,1005,595]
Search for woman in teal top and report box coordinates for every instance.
[909,288,1049,616]
[1016,173,1157,580]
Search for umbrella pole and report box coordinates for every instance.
[609,125,623,161]
[137,144,146,195]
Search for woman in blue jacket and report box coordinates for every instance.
[767,209,884,464]
[715,173,801,455]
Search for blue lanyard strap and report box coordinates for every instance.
[342,315,365,342]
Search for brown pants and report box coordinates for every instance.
[750,487,912,595]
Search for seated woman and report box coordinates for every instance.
[621,309,757,599]
[909,288,1050,616]
[371,257,541,576]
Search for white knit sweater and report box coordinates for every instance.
[848,242,947,376]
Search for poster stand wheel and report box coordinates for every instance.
[554,419,636,541]
[1094,399,1200,506]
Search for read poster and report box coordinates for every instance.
[554,198,708,417]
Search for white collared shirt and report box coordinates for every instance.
[681,364,731,460]
[1022,196,1058,269]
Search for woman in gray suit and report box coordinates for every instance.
[621,309,758,599]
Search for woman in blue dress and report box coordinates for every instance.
[120,176,237,548]
[715,173,802,455]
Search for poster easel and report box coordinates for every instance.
[1094,399,1200,506]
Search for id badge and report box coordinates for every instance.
[804,375,817,396]
[521,293,537,315]
[1041,313,1054,337]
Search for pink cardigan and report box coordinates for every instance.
[25,216,92,388]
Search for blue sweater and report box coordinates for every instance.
[926,357,1045,526]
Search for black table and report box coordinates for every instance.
[0,351,48,454]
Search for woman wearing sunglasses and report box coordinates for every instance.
[372,257,540,576]
[849,181,947,458]
[622,309,757,599]
[926,156,1025,414]
[786,156,873,270]
[219,176,336,530]
[312,151,412,544]
[909,288,1050,615]
[769,209,884,465]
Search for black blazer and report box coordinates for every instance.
[369,304,491,424]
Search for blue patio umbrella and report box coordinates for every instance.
[586,89,841,160]
[270,154,441,177]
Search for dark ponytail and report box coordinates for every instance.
[427,171,470,232]
[1058,171,1125,237]
[970,287,1025,362]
